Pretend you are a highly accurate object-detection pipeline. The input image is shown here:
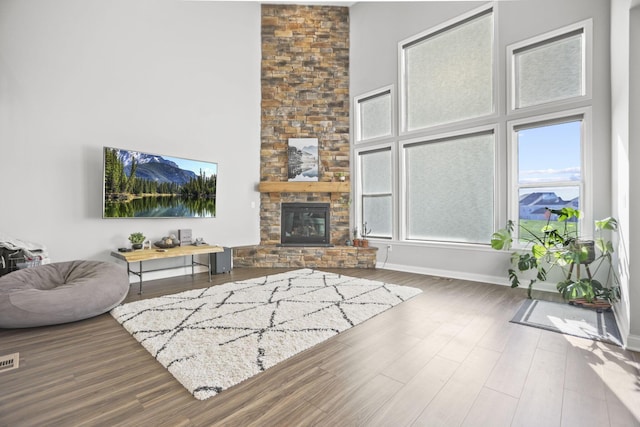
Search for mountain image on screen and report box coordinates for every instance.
[103,147,217,218]
[116,150,197,185]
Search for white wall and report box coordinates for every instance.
[0,0,262,272]
[629,1,640,351]
[611,0,640,350]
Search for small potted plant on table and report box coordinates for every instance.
[129,232,146,250]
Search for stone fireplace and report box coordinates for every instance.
[232,4,377,269]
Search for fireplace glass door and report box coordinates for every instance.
[281,203,331,246]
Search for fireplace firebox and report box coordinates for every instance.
[280,202,331,246]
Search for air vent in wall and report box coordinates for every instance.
[0,353,19,373]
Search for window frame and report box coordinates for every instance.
[398,3,497,137]
[354,143,395,240]
[507,19,592,114]
[507,107,593,242]
[399,124,500,244]
[354,85,395,144]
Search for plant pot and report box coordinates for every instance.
[361,239,369,248]
[353,239,361,247]
[131,243,143,250]
[569,297,612,312]
[575,240,596,264]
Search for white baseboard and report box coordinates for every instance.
[376,262,559,294]
[623,332,640,352]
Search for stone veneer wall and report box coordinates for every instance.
[234,245,377,269]
[234,5,377,268]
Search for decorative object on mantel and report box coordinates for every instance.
[287,138,319,182]
[335,172,347,182]
[128,232,146,250]
[111,269,422,400]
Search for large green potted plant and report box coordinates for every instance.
[491,207,619,306]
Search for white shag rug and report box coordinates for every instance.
[111,268,422,400]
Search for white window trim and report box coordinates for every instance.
[354,143,395,240]
[397,2,497,137]
[506,19,593,114]
[353,85,395,144]
[399,124,499,244]
[506,107,593,241]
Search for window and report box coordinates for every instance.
[507,20,592,240]
[509,20,591,111]
[355,88,393,142]
[509,111,589,241]
[359,148,392,238]
[401,7,494,132]
[354,87,395,239]
[352,7,593,248]
[404,130,495,244]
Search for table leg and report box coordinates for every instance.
[138,261,143,294]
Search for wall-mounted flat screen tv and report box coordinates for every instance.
[103,147,217,218]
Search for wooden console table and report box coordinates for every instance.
[111,245,224,294]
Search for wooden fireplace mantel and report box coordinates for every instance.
[258,181,350,193]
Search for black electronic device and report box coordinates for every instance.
[210,247,232,274]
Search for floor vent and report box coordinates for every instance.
[0,353,19,373]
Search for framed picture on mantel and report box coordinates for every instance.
[287,138,319,182]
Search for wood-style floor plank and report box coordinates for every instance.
[484,326,541,399]
[461,387,519,427]
[367,355,460,427]
[411,346,501,426]
[1,267,638,427]
[510,347,567,427]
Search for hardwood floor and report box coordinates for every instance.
[1,268,638,426]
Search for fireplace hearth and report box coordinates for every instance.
[280,202,332,247]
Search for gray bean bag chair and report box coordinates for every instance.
[0,260,129,328]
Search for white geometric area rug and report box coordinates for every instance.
[111,268,422,400]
